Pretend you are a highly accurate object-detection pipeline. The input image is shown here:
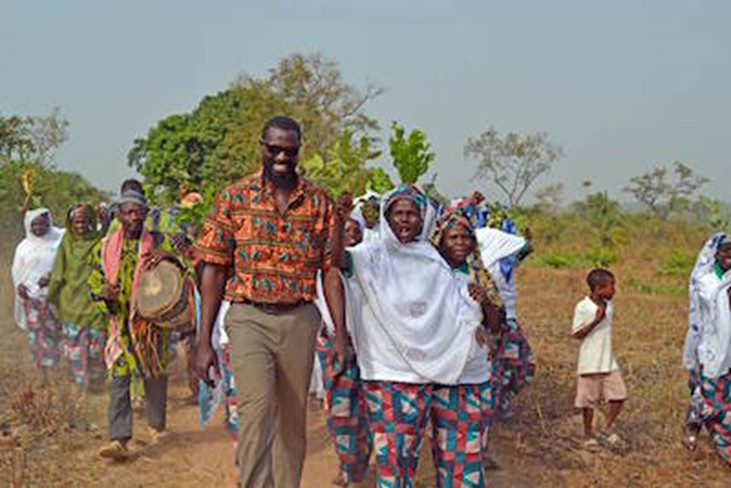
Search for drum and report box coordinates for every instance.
[135,258,194,332]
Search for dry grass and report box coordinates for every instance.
[1,219,731,486]
[0,248,106,487]
[497,221,731,487]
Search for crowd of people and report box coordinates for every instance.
[9,115,731,487]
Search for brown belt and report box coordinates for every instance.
[242,299,307,314]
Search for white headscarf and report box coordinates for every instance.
[349,208,366,233]
[11,208,65,330]
[684,233,731,379]
[475,227,527,319]
[345,187,479,384]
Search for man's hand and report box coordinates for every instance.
[329,332,348,378]
[195,342,219,387]
[142,249,179,271]
[172,233,192,256]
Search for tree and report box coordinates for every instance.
[130,53,383,204]
[299,130,382,197]
[389,121,436,185]
[366,168,395,194]
[0,161,107,243]
[624,161,708,219]
[235,53,383,157]
[573,191,625,247]
[693,197,731,230]
[464,128,563,207]
[0,109,69,165]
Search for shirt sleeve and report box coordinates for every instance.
[319,194,337,271]
[195,189,235,266]
[571,300,592,333]
[46,241,66,306]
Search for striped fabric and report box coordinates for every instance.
[431,383,492,488]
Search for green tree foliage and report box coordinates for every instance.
[573,191,625,247]
[389,122,436,185]
[624,161,708,220]
[693,197,731,231]
[0,110,105,245]
[237,53,383,156]
[366,168,395,194]
[299,130,382,197]
[130,53,383,204]
[465,128,563,207]
[0,160,107,243]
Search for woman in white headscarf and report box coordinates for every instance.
[340,185,481,487]
[11,208,65,369]
[682,233,731,466]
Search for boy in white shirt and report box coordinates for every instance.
[572,268,627,447]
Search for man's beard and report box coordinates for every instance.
[263,164,297,189]
[123,223,144,239]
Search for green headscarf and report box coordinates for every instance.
[46,205,106,328]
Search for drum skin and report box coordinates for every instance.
[136,259,193,331]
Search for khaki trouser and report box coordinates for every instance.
[226,302,320,488]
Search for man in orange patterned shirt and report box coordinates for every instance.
[195,116,346,487]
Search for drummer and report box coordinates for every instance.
[195,116,344,487]
[89,180,187,461]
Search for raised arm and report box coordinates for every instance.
[325,192,352,366]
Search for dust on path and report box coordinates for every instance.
[80,379,545,488]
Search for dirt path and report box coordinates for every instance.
[78,375,546,488]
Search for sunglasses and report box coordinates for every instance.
[261,141,300,158]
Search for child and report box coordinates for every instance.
[571,268,627,447]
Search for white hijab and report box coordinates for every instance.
[11,208,65,330]
[684,233,731,379]
[345,188,479,384]
[475,227,526,319]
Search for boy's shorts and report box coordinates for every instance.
[575,370,627,409]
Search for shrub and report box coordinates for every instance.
[658,249,696,277]
[583,247,619,267]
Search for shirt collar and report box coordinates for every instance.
[255,168,308,211]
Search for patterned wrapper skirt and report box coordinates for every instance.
[364,380,493,488]
[22,296,61,369]
[492,318,536,412]
[61,323,107,390]
[689,368,731,466]
[316,326,373,484]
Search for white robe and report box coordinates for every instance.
[345,191,480,385]
[11,209,64,330]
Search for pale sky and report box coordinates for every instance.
[3,0,729,204]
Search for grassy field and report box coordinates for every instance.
[1,215,730,486]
